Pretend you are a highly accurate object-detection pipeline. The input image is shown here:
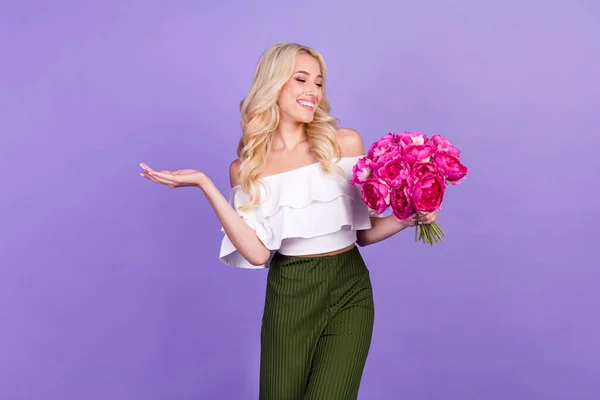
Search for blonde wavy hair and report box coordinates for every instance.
[236,42,342,210]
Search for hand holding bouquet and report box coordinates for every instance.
[351,132,468,245]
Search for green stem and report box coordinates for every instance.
[430,223,445,242]
[422,225,431,245]
[434,222,446,236]
[415,223,446,246]
[431,228,439,243]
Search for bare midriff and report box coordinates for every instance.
[296,243,356,258]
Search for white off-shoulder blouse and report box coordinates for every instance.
[219,155,378,269]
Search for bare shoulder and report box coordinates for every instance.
[336,127,366,157]
[229,158,242,188]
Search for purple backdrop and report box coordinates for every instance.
[1,1,598,399]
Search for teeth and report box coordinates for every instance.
[298,100,315,108]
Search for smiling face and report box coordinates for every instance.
[277,53,324,124]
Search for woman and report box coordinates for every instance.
[140,42,437,400]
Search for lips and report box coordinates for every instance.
[297,99,316,111]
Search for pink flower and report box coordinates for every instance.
[398,131,427,147]
[433,151,469,184]
[351,156,373,185]
[403,144,433,165]
[430,134,460,157]
[390,181,415,221]
[371,148,411,186]
[410,161,443,183]
[412,173,446,213]
[367,133,401,160]
[361,178,390,215]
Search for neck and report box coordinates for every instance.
[273,118,307,151]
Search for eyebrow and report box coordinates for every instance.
[296,70,323,79]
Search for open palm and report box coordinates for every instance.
[140,162,207,188]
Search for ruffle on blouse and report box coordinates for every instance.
[219,157,375,269]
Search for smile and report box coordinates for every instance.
[297,100,315,111]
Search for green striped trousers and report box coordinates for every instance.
[259,246,374,399]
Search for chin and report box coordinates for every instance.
[285,112,314,124]
[295,110,316,124]
[299,115,315,123]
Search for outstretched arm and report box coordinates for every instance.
[336,128,437,247]
[140,161,271,266]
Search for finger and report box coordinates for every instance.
[139,163,153,172]
[416,212,434,221]
[149,173,178,187]
[141,172,168,186]
[149,170,179,181]
[140,163,172,176]
[423,216,436,225]
[140,170,173,185]
[141,173,160,184]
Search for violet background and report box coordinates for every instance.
[1,0,598,399]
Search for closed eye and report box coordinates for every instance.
[295,78,323,88]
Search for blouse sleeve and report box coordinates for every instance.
[218,186,274,269]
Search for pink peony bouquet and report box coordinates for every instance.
[351,131,469,245]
